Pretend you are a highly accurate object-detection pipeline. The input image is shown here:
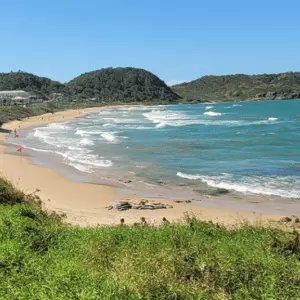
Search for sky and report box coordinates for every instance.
[1,0,300,85]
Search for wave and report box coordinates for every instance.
[268,117,278,121]
[203,111,222,116]
[34,128,50,138]
[75,129,90,136]
[79,138,94,146]
[67,162,94,173]
[176,172,299,198]
[47,123,70,129]
[21,145,53,153]
[155,122,166,128]
[143,110,189,123]
[101,132,116,142]
[75,129,103,136]
[56,151,112,168]
[205,106,214,110]
[232,104,242,107]
[177,172,202,180]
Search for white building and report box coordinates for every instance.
[0,90,38,106]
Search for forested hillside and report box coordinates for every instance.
[172,72,300,102]
[67,67,181,103]
[0,71,67,98]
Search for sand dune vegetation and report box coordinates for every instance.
[0,177,299,299]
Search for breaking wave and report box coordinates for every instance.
[203,111,222,116]
[177,172,299,198]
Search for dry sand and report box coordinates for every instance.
[0,107,289,227]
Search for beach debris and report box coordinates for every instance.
[106,199,173,211]
[120,218,125,226]
[116,201,132,211]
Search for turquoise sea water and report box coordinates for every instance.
[8,100,300,199]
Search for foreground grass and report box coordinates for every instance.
[0,178,299,299]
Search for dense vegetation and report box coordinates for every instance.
[0,69,180,104]
[0,106,58,126]
[173,72,300,102]
[2,69,300,104]
[0,71,67,98]
[67,67,181,103]
[0,178,299,299]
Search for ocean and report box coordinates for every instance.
[6,100,300,200]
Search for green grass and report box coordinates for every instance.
[0,178,299,299]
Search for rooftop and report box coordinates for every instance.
[0,90,27,94]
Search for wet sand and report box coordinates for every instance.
[0,107,297,226]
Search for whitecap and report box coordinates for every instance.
[22,145,53,153]
[47,123,70,129]
[79,138,94,146]
[203,111,222,116]
[268,117,278,121]
[56,151,112,168]
[177,172,203,180]
[67,162,94,173]
[205,106,214,110]
[75,129,90,136]
[199,175,299,198]
[101,132,116,142]
[155,122,166,128]
[75,129,103,136]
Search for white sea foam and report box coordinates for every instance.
[34,128,50,138]
[232,104,242,107]
[75,129,103,136]
[47,123,70,129]
[101,132,116,142]
[56,151,112,168]
[143,109,193,128]
[176,172,203,180]
[79,138,94,146]
[176,172,300,198]
[205,106,214,110]
[75,129,90,136]
[155,122,167,128]
[203,111,222,116]
[268,117,278,121]
[67,162,94,173]
[22,145,53,153]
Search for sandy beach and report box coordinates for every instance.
[0,106,294,227]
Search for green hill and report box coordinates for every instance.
[0,71,67,98]
[172,72,300,102]
[67,67,181,103]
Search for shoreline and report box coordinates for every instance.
[0,106,297,226]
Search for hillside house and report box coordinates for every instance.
[0,90,40,106]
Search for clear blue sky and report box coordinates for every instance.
[1,0,300,84]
